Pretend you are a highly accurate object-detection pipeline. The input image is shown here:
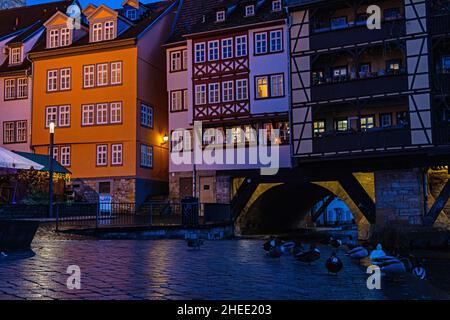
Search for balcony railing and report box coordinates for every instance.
[434,126,450,145]
[309,19,406,51]
[312,126,411,154]
[310,74,408,102]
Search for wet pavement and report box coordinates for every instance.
[0,228,449,300]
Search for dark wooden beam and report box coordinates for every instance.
[230,178,259,219]
[311,195,336,221]
[338,173,376,224]
[424,178,450,226]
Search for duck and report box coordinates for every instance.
[280,241,296,255]
[0,252,7,257]
[412,260,427,280]
[378,258,406,278]
[293,242,305,255]
[269,245,283,258]
[345,246,369,260]
[296,244,320,264]
[186,238,204,249]
[372,255,399,265]
[325,251,343,275]
[342,235,359,250]
[330,237,343,248]
[369,244,386,261]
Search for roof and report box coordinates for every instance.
[167,0,287,45]
[13,151,71,174]
[286,0,340,10]
[0,147,44,171]
[29,1,172,54]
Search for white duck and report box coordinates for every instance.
[370,244,386,261]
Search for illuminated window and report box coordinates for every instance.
[244,125,257,143]
[335,119,348,132]
[360,116,374,130]
[314,120,325,135]
[256,76,269,98]
[386,59,401,73]
[228,126,244,144]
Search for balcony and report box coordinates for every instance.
[309,20,406,51]
[429,14,450,35]
[312,127,411,154]
[310,74,408,102]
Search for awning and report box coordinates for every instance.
[0,147,44,170]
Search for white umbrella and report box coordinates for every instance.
[0,147,44,170]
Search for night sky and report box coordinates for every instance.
[27,0,158,9]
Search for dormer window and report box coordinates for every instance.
[91,20,116,42]
[245,5,255,16]
[272,0,282,12]
[126,9,137,20]
[47,28,72,48]
[216,10,225,22]
[9,46,22,65]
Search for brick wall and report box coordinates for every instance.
[375,168,425,226]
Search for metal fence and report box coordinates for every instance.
[0,202,232,231]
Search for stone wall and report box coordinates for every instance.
[71,178,136,203]
[375,168,425,226]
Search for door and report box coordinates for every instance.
[179,177,193,200]
[199,176,214,203]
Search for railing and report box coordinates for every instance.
[0,202,232,231]
[429,14,450,35]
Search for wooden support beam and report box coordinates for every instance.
[338,173,376,224]
[311,195,336,222]
[424,178,450,226]
[230,179,259,219]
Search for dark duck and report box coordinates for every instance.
[325,251,343,275]
[296,244,321,264]
[186,238,204,249]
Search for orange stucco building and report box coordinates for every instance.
[29,0,175,204]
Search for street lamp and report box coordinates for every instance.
[49,122,55,218]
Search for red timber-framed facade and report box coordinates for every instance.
[165,0,291,207]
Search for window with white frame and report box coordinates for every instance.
[4,79,15,100]
[82,105,95,126]
[270,74,284,97]
[60,68,71,90]
[140,104,153,127]
[236,79,248,100]
[270,30,283,52]
[255,32,267,54]
[96,145,108,166]
[83,65,95,88]
[182,50,188,69]
[256,76,269,98]
[97,63,108,86]
[110,102,122,123]
[171,91,183,112]
[195,84,207,105]
[51,146,58,161]
[140,144,153,168]
[104,21,115,40]
[222,38,233,59]
[3,122,15,143]
[170,51,182,71]
[60,28,71,46]
[47,70,58,92]
[222,81,234,102]
[60,146,71,166]
[126,9,137,20]
[183,89,188,110]
[171,130,184,152]
[208,83,220,103]
[93,23,103,42]
[245,5,255,16]
[272,0,282,11]
[195,43,206,63]
[17,78,28,98]
[236,36,247,57]
[16,121,27,142]
[49,29,59,48]
[208,41,219,61]
[111,144,123,165]
[216,10,225,22]
[96,103,108,124]
[59,105,71,127]
[45,106,58,128]
[110,62,122,85]
[9,47,22,64]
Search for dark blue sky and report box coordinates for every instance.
[27,0,157,9]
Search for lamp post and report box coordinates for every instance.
[49,122,55,218]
